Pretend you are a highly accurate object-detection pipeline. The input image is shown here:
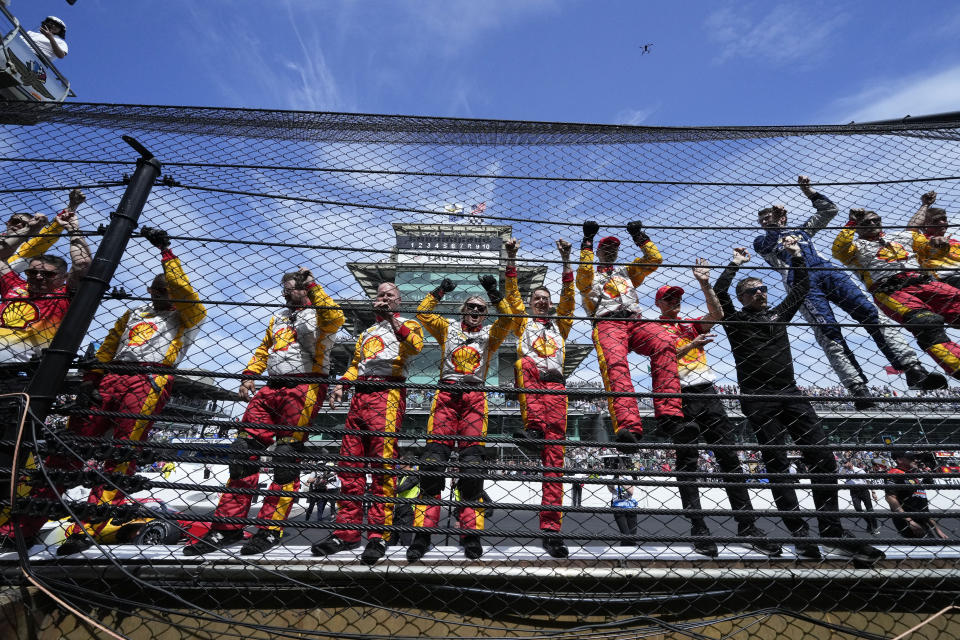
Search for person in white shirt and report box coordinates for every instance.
[27,16,68,60]
[840,459,879,535]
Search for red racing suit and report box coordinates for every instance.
[411,290,513,533]
[212,281,343,533]
[576,242,683,436]
[332,314,423,544]
[2,249,206,541]
[833,225,960,378]
[506,265,574,532]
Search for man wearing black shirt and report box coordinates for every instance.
[885,451,948,540]
[714,243,884,564]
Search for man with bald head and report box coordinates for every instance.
[313,282,424,564]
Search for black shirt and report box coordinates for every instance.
[714,256,809,392]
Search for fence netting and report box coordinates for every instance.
[1,102,960,639]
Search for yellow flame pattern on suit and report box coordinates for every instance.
[271,326,297,352]
[602,276,630,298]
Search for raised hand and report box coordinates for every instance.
[732,247,750,265]
[141,227,171,250]
[692,257,710,282]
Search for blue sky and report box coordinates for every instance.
[15,0,960,125]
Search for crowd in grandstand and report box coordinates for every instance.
[2,177,960,564]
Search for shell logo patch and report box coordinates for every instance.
[0,301,39,329]
[602,276,630,299]
[876,243,909,263]
[362,335,386,360]
[272,326,298,352]
[127,321,159,347]
[451,345,481,374]
[531,335,559,357]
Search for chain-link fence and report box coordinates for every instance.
[1,102,960,639]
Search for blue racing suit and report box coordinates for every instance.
[754,191,920,391]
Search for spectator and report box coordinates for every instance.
[840,459,880,535]
[27,16,68,60]
[608,479,638,546]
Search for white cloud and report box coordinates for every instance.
[614,106,659,126]
[704,5,847,66]
[832,64,960,124]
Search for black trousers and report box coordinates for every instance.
[849,487,877,531]
[741,389,843,538]
[673,383,755,531]
[613,510,637,542]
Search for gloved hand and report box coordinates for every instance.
[141,227,170,250]
[74,380,103,409]
[626,220,650,246]
[431,277,456,300]
[478,275,502,305]
[582,220,599,249]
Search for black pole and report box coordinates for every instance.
[23,136,161,423]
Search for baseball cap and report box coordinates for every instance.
[871,457,887,466]
[655,285,685,301]
[597,236,620,249]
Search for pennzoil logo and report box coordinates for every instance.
[362,335,386,360]
[272,326,297,352]
[451,345,481,374]
[127,321,159,347]
[602,276,630,299]
[0,301,39,329]
[531,335,559,358]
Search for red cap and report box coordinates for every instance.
[597,236,620,248]
[655,285,684,301]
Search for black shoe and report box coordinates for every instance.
[513,428,544,454]
[794,541,822,560]
[239,529,282,556]
[691,526,719,558]
[656,415,683,438]
[905,365,948,391]
[462,534,483,560]
[361,538,386,565]
[541,535,569,559]
[406,533,431,563]
[183,529,245,556]
[618,538,636,547]
[850,384,876,410]
[823,531,886,565]
[311,535,360,557]
[614,429,641,454]
[738,525,783,557]
[57,533,93,556]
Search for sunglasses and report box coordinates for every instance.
[743,286,768,295]
[464,303,487,313]
[24,269,60,279]
[7,217,30,227]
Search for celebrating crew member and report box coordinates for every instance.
[755,176,943,404]
[186,267,343,556]
[715,244,884,564]
[833,207,960,380]
[0,190,91,367]
[404,272,514,563]
[575,220,684,452]
[885,450,949,540]
[5,189,86,274]
[48,228,206,555]
[907,191,960,289]
[505,237,575,559]
[312,282,423,565]
[654,259,781,558]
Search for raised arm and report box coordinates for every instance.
[624,221,662,286]
[504,238,524,337]
[832,210,862,266]
[142,227,207,330]
[555,239,575,339]
[416,280,453,343]
[693,257,723,331]
[0,214,47,276]
[797,175,839,236]
[907,191,937,233]
[479,274,514,349]
[59,208,92,290]
[576,221,598,309]
[714,247,750,318]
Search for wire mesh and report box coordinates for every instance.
[0,102,959,638]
